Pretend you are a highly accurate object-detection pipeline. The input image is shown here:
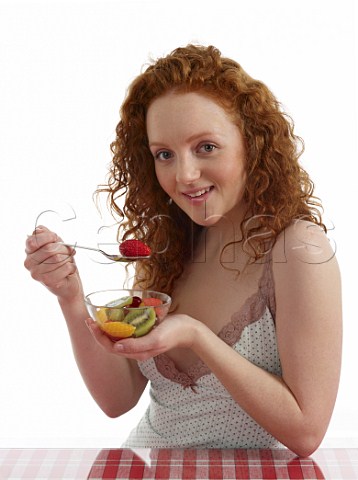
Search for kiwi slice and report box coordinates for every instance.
[105,296,132,322]
[124,307,156,337]
[107,308,124,322]
[106,296,133,308]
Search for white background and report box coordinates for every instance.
[0,0,357,447]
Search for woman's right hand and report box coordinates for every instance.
[24,225,82,301]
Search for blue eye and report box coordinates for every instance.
[155,150,172,161]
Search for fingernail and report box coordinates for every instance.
[114,343,124,351]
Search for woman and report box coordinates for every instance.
[24,45,342,456]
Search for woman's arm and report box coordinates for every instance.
[59,294,148,417]
[24,226,148,418]
[102,220,341,456]
[189,221,342,456]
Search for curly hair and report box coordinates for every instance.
[96,44,326,295]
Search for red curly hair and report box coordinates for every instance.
[96,44,325,295]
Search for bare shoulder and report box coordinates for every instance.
[272,219,338,267]
[271,219,341,316]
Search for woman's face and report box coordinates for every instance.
[146,91,247,227]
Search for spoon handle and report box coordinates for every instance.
[62,243,102,253]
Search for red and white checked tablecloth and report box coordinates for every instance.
[0,448,358,479]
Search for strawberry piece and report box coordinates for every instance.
[142,297,165,320]
[119,239,151,258]
[141,297,163,307]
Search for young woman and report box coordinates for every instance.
[24,45,342,456]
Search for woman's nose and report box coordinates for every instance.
[175,156,201,184]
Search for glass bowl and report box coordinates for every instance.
[84,289,171,341]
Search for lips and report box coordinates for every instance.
[182,186,213,198]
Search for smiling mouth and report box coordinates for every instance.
[184,187,213,198]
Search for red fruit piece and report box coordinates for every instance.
[129,296,142,308]
[119,239,151,258]
[142,297,163,307]
[142,297,165,320]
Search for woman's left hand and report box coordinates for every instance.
[86,313,198,361]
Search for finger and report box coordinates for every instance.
[112,332,162,355]
[112,346,163,361]
[26,229,59,254]
[26,226,72,256]
[25,239,75,268]
[25,247,75,276]
[36,261,78,288]
[31,225,50,235]
[25,232,58,255]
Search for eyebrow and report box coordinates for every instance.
[149,131,220,148]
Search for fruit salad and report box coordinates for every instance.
[85,291,170,342]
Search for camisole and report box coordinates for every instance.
[122,257,283,449]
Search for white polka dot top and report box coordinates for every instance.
[123,258,283,449]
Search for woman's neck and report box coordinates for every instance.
[194,205,251,266]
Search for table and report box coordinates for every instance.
[0,448,358,479]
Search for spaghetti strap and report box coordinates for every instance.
[258,249,276,321]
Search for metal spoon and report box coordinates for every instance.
[61,243,150,262]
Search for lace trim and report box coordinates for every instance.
[153,255,276,390]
